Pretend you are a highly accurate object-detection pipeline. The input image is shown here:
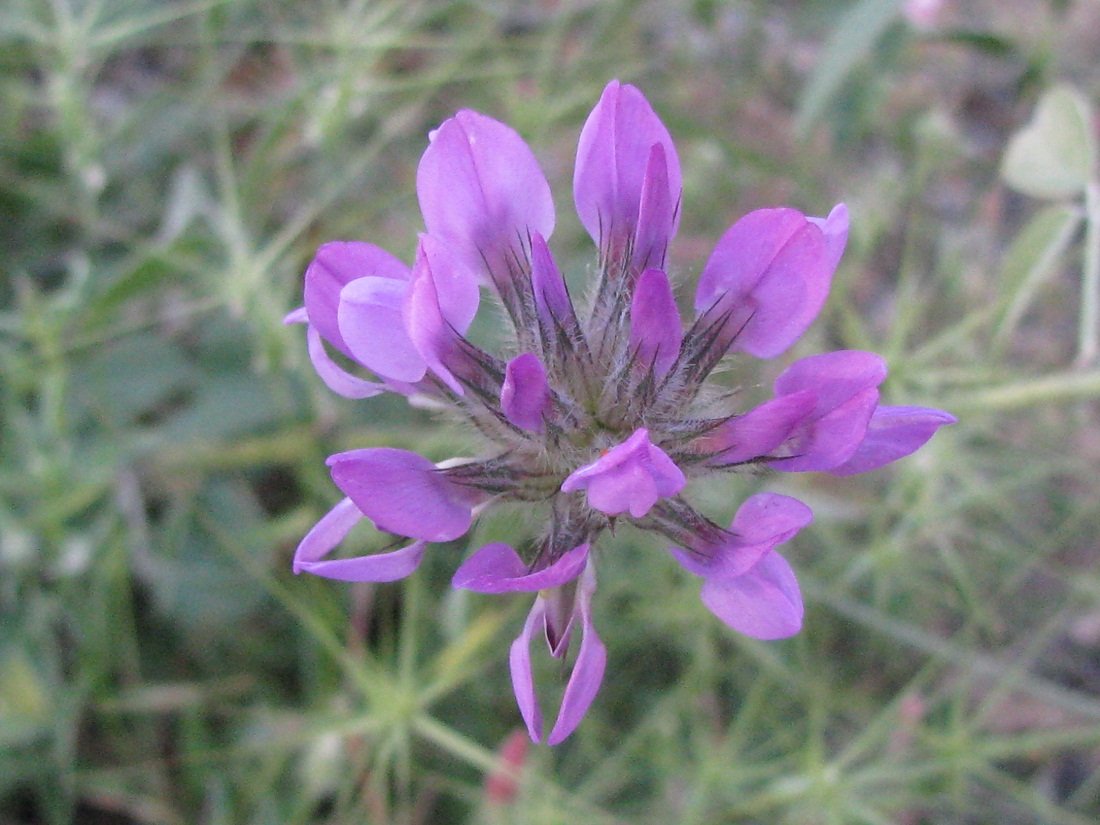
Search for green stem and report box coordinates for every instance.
[1078,179,1100,366]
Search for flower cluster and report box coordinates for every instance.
[287,81,954,744]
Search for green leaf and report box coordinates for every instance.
[996,204,1082,345]
[796,0,904,134]
[1001,84,1097,200]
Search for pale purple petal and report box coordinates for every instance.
[700,550,804,640]
[702,390,817,465]
[774,387,879,472]
[561,428,686,518]
[773,350,887,414]
[305,324,386,399]
[694,209,833,359]
[293,497,427,582]
[574,80,681,260]
[452,543,589,593]
[417,110,554,281]
[338,277,427,383]
[403,243,464,394]
[327,448,479,542]
[501,353,550,432]
[548,563,606,745]
[829,405,956,476]
[417,233,481,334]
[509,598,546,743]
[807,203,850,274]
[304,241,410,357]
[630,268,683,378]
[284,307,308,325]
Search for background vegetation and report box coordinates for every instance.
[3,0,1100,822]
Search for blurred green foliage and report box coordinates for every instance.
[2,0,1100,823]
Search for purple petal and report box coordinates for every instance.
[701,390,817,465]
[452,543,589,593]
[305,324,386,399]
[630,268,683,378]
[561,428,686,518]
[700,550,804,640]
[338,277,427,383]
[509,598,546,743]
[694,209,834,359]
[547,563,606,745]
[773,387,879,472]
[417,233,481,334]
[293,497,427,582]
[284,307,308,325]
[417,110,554,282]
[632,143,677,272]
[530,232,582,341]
[304,241,410,358]
[829,405,956,476]
[327,448,479,542]
[670,493,813,579]
[773,350,887,415]
[574,80,681,261]
[501,353,550,432]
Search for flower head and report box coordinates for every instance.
[287,80,955,743]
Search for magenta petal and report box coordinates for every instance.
[509,598,546,744]
[704,390,818,465]
[548,563,606,745]
[328,448,477,542]
[630,268,683,378]
[530,232,581,337]
[574,80,681,258]
[304,241,410,357]
[338,277,427,383]
[305,324,386,399]
[695,209,834,358]
[293,497,363,572]
[452,543,589,593]
[829,405,956,476]
[501,353,550,432]
[700,550,804,640]
[284,307,308,325]
[775,387,879,472]
[417,110,554,281]
[670,493,813,579]
[561,428,686,518]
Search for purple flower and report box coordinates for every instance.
[288,80,955,743]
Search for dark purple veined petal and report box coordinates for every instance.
[630,268,683,378]
[561,428,686,518]
[327,448,481,542]
[700,390,818,465]
[829,405,956,476]
[417,110,554,283]
[501,353,551,432]
[452,543,589,593]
